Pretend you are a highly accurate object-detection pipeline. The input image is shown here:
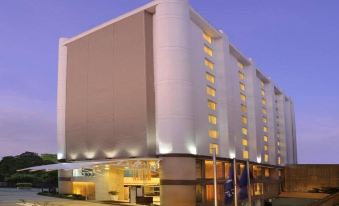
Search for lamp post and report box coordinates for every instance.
[212,148,218,206]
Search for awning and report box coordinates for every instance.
[18,157,161,172]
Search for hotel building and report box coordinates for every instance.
[54,0,297,205]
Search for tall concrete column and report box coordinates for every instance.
[153,0,196,155]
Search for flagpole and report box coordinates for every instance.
[247,161,252,206]
[213,148,218,206]
[233,158,237,206]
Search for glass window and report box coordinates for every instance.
[264,145,268,151]
[254,183,264,196]
[208,115,217,125]
[277,141,280,146]
[209,144,219,155]
[263,126,268,132]
[277,156,281,164]
[242,138,248,146]
[262,98,267,105]
[260,81,265,87]
[242,127,248,135]
[241,116,248,125]
[261,89,265,97]
[264,154,269,162]
[241,104,247,113]
[204,58,214,70]
[243,150,249,159]
[240,93,246,102]
[206,72,215,84]
[206,86,216,97]
[205,160,223,179]
[204,45,213,56]
[208,100,216,111]
[239,71,245,80]
[240,82,245,91]
[208,130,218,138]
[264,135,268,142]
[262,118,267,123]
[262,108,267,115]
[237,61,244,69]
[203,32,212,44]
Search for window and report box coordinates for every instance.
[204,45,213,56]
[262,108,267,115]
[260,81,265,87]
[241,116,248,125]
[206,86,216,97]
[241,104,247,113]
[206,72,215,84]
[204,58,214,70]
[243,150,249,159]
[262,98,267,105]
[237,61,244,69]
[209,144,219,155]
[254,183,264,196]
[240,83,245,91]
[264,154,269,162]
[263,126,268,132]
[242,138,248,146]
[239,71,245,80]
[208,115,217,125]
[240,93,246,102]
[264,135,268,142]
[242,127,248,135]
[277,141,280,146]
[209,130,218,138]
[208,100,216,111]
[277,156,281,164]
[205,160,223,179]
[262,118,267,123]
[264,145,268,151]
[261,89,265,97]
[264,168,270,177]
[203,32,212,44]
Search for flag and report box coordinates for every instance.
[224,162,235,204]
[239,164,249,200]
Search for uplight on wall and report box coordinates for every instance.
[57,153,64,160]
[84,151,96,159]
[257,156,262,163]
[187,144,197,155]
[158,142,173,154]
[229,151,236,159]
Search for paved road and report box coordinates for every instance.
[0,188,108,206]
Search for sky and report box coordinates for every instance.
[0,0,338,163]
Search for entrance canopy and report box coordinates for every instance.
[18,158,161,172]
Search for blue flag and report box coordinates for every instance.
[224,163,235,204]
[239,164,249,200]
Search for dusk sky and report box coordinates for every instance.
[0,0,338,163]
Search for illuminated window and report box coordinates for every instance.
[263,126,268,132]
[240,93,246,102]
[264,135,268,142]
[208,115,217,125]
[241,104,247,113]
[261,89,265,97]
[277,150,281,154]
[277,141,280,146]
[241,116,248,125]
[239,71,245,80]
[264,168,270,177]
[262,98,267,105]
[262,118,267,123]
[254,183,264,196]
[264,145,268,151]
[262,108,267,115]
[277,156,281,164]
[209,130,218,138]
[204,58,214,70]
[243,150,249,159]
[209,144,219,155]
[206,72,215,84]
[204,45,213,56]
[242,127,248,135]
[208,100,216,111]
[237,61,244,69]
[203,32,212,44]
[242,138,248,146]
[264,154,269,162]
[240,83,245,91]
[206,86,216,97]
[261,81,265,87]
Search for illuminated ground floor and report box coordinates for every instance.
[57,156,284,206]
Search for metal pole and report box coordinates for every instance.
[233,158,238,206]
[213,148,218,206]
[247,161,252,206]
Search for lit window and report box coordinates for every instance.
[240,83,245,91]
[206,86,216,97]
[204,58,214,70]
[277,141,280,146]
[242,127,248,135]
[264,145,268,151]
[206,72,215,84]
[240,93,246,102]
[262,118,267,123]
[264,135,268,142]
[241,116,248,125]
[262,108,267,115]
[261,81,265,87]
[203,32,212,44]
[208,130,218,138]
[263,126,268,132]
[242,138,248,146]
[277,156,281,164]
[208,100,216,111]
[264,168,270,177]
[262,98,267,105]
[237,61,244,69]
[261,89,265,97]
[239,71,245,80]
[243,150,249,159]
[241,104,247,113]
[264,154,269,162]
[209,144,219,155]
[277,150,280,154]
[208,115,217,125]
[204,45,213,56]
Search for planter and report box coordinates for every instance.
[110,195,119,201]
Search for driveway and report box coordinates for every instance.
[0,188,108,206]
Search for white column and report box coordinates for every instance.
[153,0,195,154]
[57,38,68,160]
